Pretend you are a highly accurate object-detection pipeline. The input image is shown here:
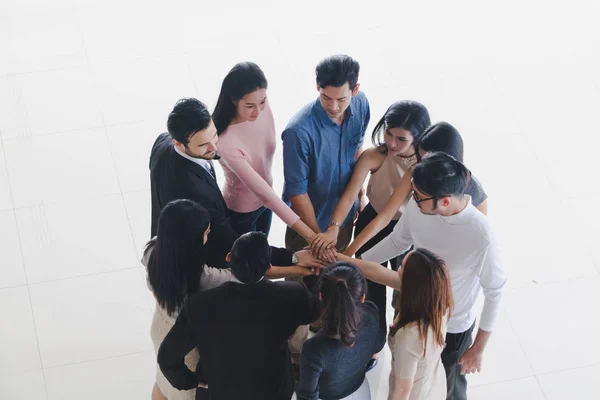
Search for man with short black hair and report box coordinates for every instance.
[150,98,323,269]
[282,55,370,359]
[362,152,507,400]
[157,232,320,400]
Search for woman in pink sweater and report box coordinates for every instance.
[212,62,317,242]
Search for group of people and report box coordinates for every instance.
[145,54,507,400]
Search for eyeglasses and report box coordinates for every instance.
[412,190,437,204]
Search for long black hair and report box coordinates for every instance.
[420,122,464,162]
[319,263,367,347]
[144,199,210,316]
[212,62,268,135]
[371,100,431,154]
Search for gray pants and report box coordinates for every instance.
[441,322,475,400]
[286,223,353,362]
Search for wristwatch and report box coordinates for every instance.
[328,221,341,228]
[291,252,299,265]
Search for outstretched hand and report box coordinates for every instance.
[295,249,328,269]
[309,231,338,263]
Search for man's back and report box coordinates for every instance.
[188,280,319,400]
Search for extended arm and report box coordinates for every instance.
[345,167,413,256]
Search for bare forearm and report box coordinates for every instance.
[291,219,317,243]
[471,328,492,352]
[290,194,321,233]
[266,266,309,279]
[345,215,390,256]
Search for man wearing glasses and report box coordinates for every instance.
[361,152,506,400]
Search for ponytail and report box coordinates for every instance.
[319,263,367,347]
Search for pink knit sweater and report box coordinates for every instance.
[217,101,300,227]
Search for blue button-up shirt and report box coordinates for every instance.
[282,91,370,232]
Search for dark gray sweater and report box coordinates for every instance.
[296,301,385,400]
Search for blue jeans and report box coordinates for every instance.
[228,206,273,237]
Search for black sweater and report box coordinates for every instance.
[296,301,385,400]
[158,279,320,400]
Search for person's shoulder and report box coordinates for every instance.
[150,133,173,164]
[283,101,317,136]
[354,90,368,104]
[361,300,380,317]
[272,279,307,295]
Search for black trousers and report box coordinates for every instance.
[441,322,475,400]
[354,203,401,345]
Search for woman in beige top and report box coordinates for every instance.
[144,199,315,400]
[311,100,431,345]
[337,248,453,400]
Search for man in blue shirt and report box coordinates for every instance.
[282,54,370,365]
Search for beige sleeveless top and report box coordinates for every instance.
[366,152,416,220]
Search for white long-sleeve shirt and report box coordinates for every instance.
[362,196,506,334]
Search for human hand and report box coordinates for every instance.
[310,230,338,261]
[295,249,328,269]
[458,346,483,375]
[197,382,208,389]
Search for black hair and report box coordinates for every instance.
[371,101,431,154]
[315,54,360,90]
[144,199,210,316]
[229,232,272,284]
[420,122,464,162]
[319,262,367,347]
[167,98,212,145]
[212,62,268,135]
[412,152,471,199]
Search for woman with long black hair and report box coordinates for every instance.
[213,62,318,241]
[144,199,314,400]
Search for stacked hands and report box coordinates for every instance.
[293,226,346,276]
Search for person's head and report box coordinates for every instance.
[227,232,272,284]
[318,263,367,347]
[419,122,464,162]
[315,54,360,120]
[391,248,453,353]
[371,101,431,157]
[145,199,211,315]
[411,152,471,215]
[167,98,219,160]
[212,62,268,134]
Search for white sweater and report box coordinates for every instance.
[362,196,506,334]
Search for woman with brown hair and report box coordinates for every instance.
[338,249,453,400]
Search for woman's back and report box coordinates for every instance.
[388,316,448,400]
[297,301,384,400]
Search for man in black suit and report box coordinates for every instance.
[150,98,322,268]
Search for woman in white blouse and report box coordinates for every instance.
[144,199,314,400]
[338,248,453,400]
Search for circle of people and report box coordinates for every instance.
[145,54,507,400]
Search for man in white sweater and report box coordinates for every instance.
[361,152,506,400]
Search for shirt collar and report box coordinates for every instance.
[173,145,212,171]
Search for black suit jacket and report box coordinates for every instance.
[150,132,293,267]
[158,280,320,400]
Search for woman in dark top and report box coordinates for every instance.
[297,263,385,400]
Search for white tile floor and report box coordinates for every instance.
[1,1,599,399]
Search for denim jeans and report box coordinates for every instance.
[228,206,273,237]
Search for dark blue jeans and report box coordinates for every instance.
[228,206,273,237]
